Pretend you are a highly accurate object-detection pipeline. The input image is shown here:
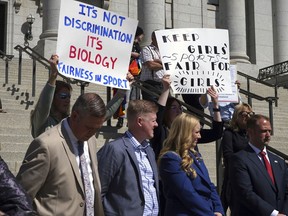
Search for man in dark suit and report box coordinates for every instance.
[97,100,159,216]
[17,93,105,216]
[230,114,288,216]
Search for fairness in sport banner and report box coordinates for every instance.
[57,0,138,89]
[155,28,232,94]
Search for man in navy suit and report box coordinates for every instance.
[230,114,288,216]
[97,100,159,216]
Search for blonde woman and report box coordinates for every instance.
[158,113,224,216]
[220,103,254,212]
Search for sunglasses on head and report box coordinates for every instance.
[58,93,71,100]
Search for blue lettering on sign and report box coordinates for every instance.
[57,62,93,81]
[63,16,132,44]
[103,75,128,88]
[78,4,97,18]
[95,74,102,82]
[103,11,126,26]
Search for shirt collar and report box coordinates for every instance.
[63,118,82,155]
[125,131,150,150]
[248,142,267,155]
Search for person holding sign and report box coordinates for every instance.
[199,80,242,126]
[30,54,72,138]
[158,113,224,216]
[31,54,127,138]
[140,31,165,102]
[152,83,223,160]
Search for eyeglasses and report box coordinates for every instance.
[169,105,183,112]
[239,111,255,118]
[57,93,71,100]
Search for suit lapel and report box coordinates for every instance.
[123,136,146,199]
[87,138,97,180]
[59,123,84,193]
[190,153,211,186]
[246,146,276,190]
[268,151,281,191]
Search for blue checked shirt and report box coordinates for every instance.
[126,131,159,216]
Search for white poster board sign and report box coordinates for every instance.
[155,28,231,94]
[57,0,138,89]
[218,64,239,103]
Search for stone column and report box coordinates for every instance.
[36,0,60,58]
[138,0,165,46]
[274,0,288,63]
[225,0,249,63]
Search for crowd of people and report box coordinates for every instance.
[0,27,288,216]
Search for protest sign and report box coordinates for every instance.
[155,28,231,94]
[57,0,138,89]
[218,64,239,102]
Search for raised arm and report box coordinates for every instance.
[207,86,221,122]
[198,86,223,143]
[48,54,59,86]
[157,75,171,106]
[31,55,59,138]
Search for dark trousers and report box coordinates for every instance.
[220,167,232,214]
[129,85,141,100]
[141,80,163,103]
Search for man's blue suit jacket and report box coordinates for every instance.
[97,134,159,216]
[230,145,288,216]
[159,151,224,216]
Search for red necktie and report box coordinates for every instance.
[259,151,275,185]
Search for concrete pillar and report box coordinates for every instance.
[274,0,288,63]
[138,0,165,46]
[225,0,249,63]
[35,0,60,58]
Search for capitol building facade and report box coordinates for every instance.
[1,0,288,77]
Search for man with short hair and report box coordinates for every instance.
[230,114,288,216]
[17,93,106,216]
[97,99,159,216]
[140,31,165,102]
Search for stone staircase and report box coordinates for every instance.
[1,56,288,184]
[0,56,126,175]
